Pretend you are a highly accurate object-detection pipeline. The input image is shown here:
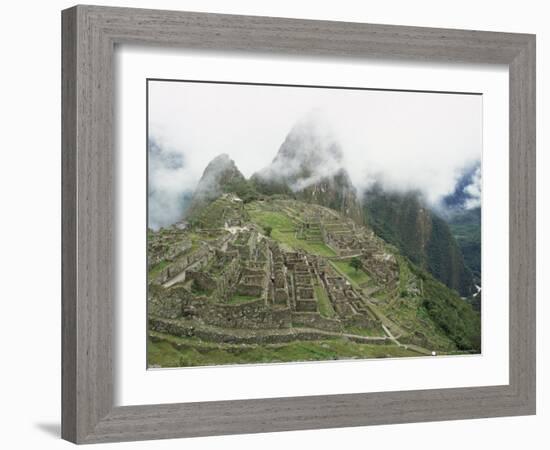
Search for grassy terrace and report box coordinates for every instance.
[314,282,335,318]
[148,332,421,368]
[330,260,370,287]
[343,324,386,337]
[247,206,336,257]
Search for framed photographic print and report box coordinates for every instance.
[62,5,536,444]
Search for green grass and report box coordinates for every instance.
[227,294,259,304]
[343,324,385,337]
[147,332,422,368]
[247,209,296,229]
[149,260,170,279]
[362,300,406,337]
[247,207,336,257]
[313,283,335,318]
[398,257,412,289]
[303,241,336,256]
[330,260,370,287]
[372,292,461,352]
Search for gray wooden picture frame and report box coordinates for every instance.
[61,5,536,444]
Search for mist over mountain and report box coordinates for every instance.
[254,115,344,190]
[439,162,482,215]
[435,163,482,283]
[252,115,362,222]
[148,138,192,230]
[150,110,481,297]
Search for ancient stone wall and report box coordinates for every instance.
[150,285,293,330]
[343,314,377,330]
[361,252,399,286]
[197,299,292,330]
[152,246,212,284]
[291,312,342,332]
[149,317,329,344]
[295,299,317,312]
[147,237,192,270]
[186,270,216,293]
[274,288,289,305]
[147,285,189,319]
[236,284,263,297]
[214,257,241,301]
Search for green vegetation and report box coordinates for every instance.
[223,178,259,203]
[147,333,422,368]
[188,195,249,228]
[343,324,385,337]
[363,187,475,296]
[330,260,370,287]
[247,208,296,230]
[190,280,213,296]
[426,215,473,296]
[250,175,294,197]
[448,207,481,281]
[349,257,362,272]
[149,190,481,367]
[397,254,414,296]
[409,264,481,351]
[247,207,336,257]
[227,294,260,305]
[314,283,335,318]
[149,260,170,279]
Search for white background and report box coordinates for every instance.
[116,48,509,406]
[0,1,546,449]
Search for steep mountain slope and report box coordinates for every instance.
[185,153,257,220]
[447,207,481,283]
[362,185,475,296]
[439,164,482,283]
[252,117,362,223]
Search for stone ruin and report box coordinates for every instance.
[147,199,391,344]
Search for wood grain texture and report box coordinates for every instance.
[61,4,536,444]
[61,7,77,443]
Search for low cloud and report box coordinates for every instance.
[255,111,346,191]
[463,166,482,209]
[148,81,482,226]
[148,138,193,230]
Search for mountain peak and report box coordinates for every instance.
[251,113,361,221]
[202,153,238,174]
[185,154,248,218]
[258,113,344,188]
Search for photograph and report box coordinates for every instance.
[1,1,541,447]
[146,79,483,368]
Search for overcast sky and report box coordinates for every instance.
[148,79,482,228]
